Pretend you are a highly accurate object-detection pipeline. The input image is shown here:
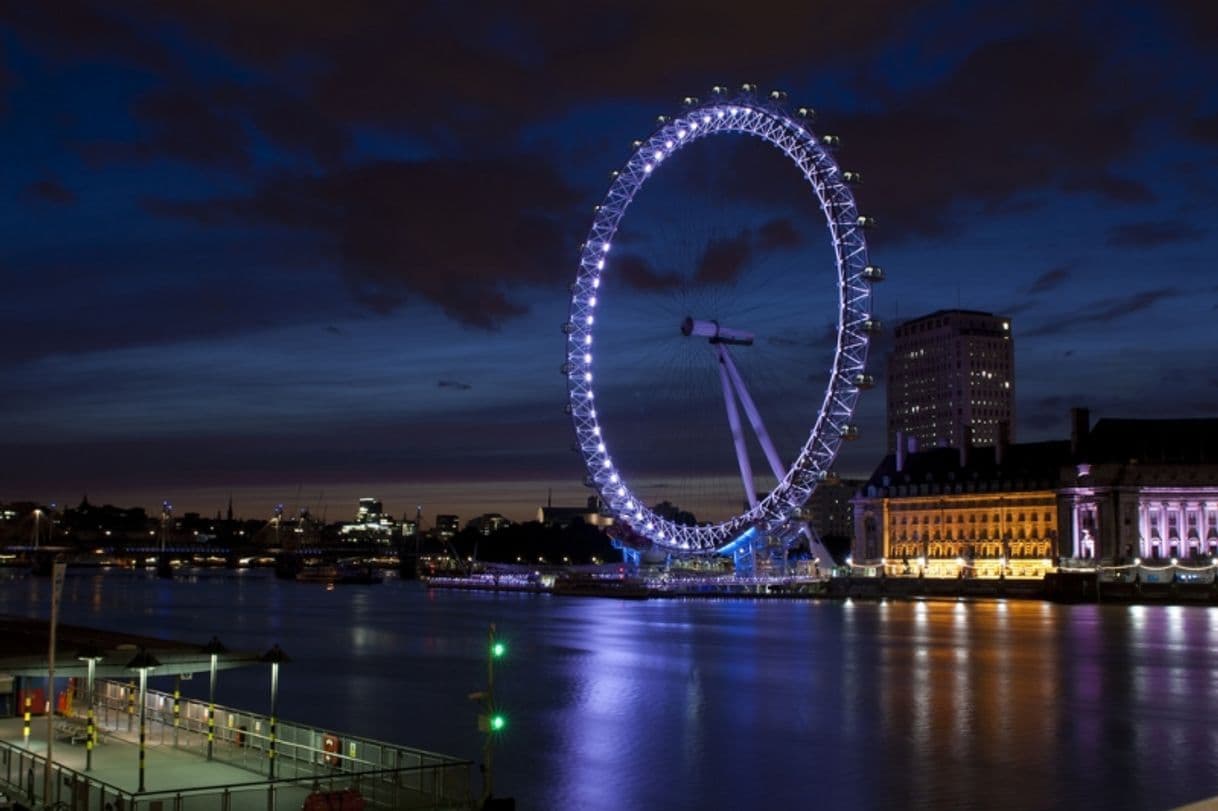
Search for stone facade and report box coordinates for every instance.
[852,440,1066,577]
[854,411,1218,573]
[1057,416,1218,562]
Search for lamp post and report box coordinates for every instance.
[261,645,290,779]
[33,508,42,551]
[43,558,66,803]
[76,645,104,772]
[471,624,508,807]
[202,636,228,761]
[126,649,160,793]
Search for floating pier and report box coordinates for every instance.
[0,616,472,810]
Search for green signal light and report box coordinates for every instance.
[490,714,506,732]
[491,641,506,658]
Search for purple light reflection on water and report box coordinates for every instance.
[6,572,1218,809]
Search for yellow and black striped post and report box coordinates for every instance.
[138,714,146,793]
[127,678,135,732]
[260,644,290,780]
[83,651,100,772]
[173,676,181,746]
[22,693,30,746]
[127,649,159,794]
[86,703,95,769]
[269,711,277,777]
[203,635,227,762]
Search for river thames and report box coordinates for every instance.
[5,570,1218,810]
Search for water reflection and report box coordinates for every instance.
[8,574,1218,809]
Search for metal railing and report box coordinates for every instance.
[0,680,472,810]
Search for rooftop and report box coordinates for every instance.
[0,614,261,677]
[861,441,1073,494]
[1085,418,1218,465]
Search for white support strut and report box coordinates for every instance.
[717,345,758,508]
[717,344,787,482]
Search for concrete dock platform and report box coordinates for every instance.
[1,709,471,809]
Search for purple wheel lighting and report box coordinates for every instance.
[564,90,877,554]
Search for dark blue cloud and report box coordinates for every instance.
[1027,266,1071,294]
[2,1,1217,519]
[1106,221,1206,248]
[24,178,75,204]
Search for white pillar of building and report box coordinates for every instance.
[1071,499,1082,558]
[1138,501,1149,559]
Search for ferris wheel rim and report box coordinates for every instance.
[563,94,875,554]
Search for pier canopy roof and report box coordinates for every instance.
[0,614,263,677]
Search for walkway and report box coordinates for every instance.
[0,708,470,810]
[1,716,317,809]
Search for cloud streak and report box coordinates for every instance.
[1027,266,1071,294]
[1107,221,1206,248]
[1024,288,1181,337]
[24,179,76,205]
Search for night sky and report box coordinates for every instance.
[3,2,1216,524]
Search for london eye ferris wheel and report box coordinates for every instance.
[563,85,883,561]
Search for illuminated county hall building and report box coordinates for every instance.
[852,409,1218,576]
[852,428,1067,577]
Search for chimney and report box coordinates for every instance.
[1070,407,1090,458]
[996,420,1010,466]
[896,430,906,472]
[959,424,974,468]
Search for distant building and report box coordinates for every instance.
[852,430,1068,578]
[854,408,1218,574]
[356,498,383,523]
[652,501,696,527]
[339,496,396,542]
[799,477,863,540]
[887,309,1014,453]
[466,513,513,535]
[434,515,460,540]
[537,496,613,529]
[1058,410,1218,561]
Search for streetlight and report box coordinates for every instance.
[202,636,228,761]
[126,649,161,793]
[160,501,172,555]
[76,644,104,772]
[33,508,42,551]
[261,644,291,779]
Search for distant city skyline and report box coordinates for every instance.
[13,480,589,527]
[2,3,1216,521]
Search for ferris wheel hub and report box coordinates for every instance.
[680,317,755,346]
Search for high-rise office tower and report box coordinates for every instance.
[886,309,1014,452]
[356,498,383,523]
